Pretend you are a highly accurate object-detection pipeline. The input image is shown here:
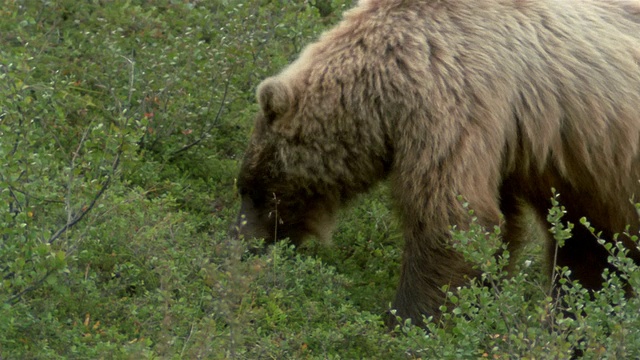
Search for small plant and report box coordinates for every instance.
[388,193,640,359]
[2,1,640,358]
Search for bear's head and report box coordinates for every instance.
[234,43,394,246]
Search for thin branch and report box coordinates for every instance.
[64,124,93,239]
[122,53,136,112]
[5,186,65,206]
[3,150,121,302]
[2,65,25,158]
[6,268,57,305]
[7,185,23,215]
[3,116,124,298]
[47,152,119,246]
[2,51,135,304]
[170,76,231,158]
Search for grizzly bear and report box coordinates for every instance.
[235,0,640,325]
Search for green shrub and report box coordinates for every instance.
[2,1,639,358]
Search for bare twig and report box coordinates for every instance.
[63,124,93,240]
[47,154,118,246]
[1,150,121,284]
[169,76,232,158]
[3,55,135,304]
[6,268,57,305]
[122,53,136,112]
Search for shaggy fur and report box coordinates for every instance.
[235,0,640,325]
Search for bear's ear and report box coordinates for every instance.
[257,78,293,125]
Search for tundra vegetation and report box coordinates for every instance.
[1,1,639,358]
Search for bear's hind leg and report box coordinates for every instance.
[547,222,612,292]
[498,193,543,274]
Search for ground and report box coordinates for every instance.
[1,1,639,358]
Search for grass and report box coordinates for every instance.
[1,0,640,358]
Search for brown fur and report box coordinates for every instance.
[235,0,640,325]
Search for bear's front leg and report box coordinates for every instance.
[388,160,502,326]
[391,231,481,326]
